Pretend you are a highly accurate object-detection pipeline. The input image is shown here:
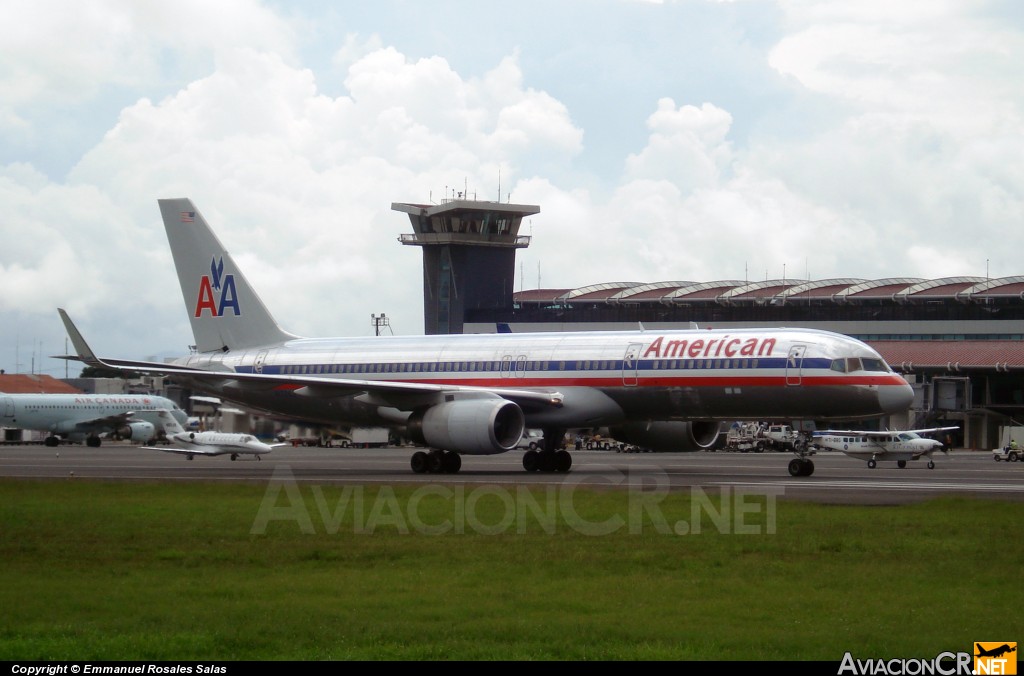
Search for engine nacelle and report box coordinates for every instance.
[406,398,525,455]
[609,421,722,452]
[118,421,157,443]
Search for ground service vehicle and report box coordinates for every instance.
[993,445,1021,462]
[723,422,801,452]
[341,427,391,448]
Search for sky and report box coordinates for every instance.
[2,0,1023,378]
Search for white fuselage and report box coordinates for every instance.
[816,433,942,462]
[0,393,186,441]
[168,431,274,456]
[165,327,914,429]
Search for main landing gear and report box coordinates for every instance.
[410,449,462,474]
[407,429,575,474]
[787,434,815,477]
[522,448,572,472]
[788,457,814,477]
[522,428,573,473]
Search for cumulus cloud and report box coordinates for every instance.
[0,0,295,115]
[1,0,1022,376]
[1,39,589,370]
[623,99,735,189]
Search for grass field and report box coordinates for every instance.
[0,477,1021,661]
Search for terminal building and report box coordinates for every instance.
[395,196,1024,451]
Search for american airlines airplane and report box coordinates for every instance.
[56,197,915,475]
[142,409,286,461]
[0,392,188,447]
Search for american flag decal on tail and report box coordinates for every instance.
[180,211,195,223]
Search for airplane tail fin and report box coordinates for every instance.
[157,198,299,353]
[155,409,186,436]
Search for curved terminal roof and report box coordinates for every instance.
[778,278,868,300]
[833,278,927,302]
[894,277,987,301]
[959,276,1024,300]
[609,281,696,303]
[564,282,642,303]
[514,276,1024,306]
[666,281,748,302]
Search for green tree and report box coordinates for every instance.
[79,365,140,379]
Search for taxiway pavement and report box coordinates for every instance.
[1,443,1020,505]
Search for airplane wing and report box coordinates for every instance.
[814,426,959,437]
[72,410,143,431]
[55,309,565,413]
[813,430,887,438]
[140,446,225,456]
[896,426,959,435]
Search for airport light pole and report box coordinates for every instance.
[371,313,390,336]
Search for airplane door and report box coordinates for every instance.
[2,397,12,420]
[515,355,527,378]
[786,345,806,386]
[622,343,642,387]
[253,349,269,374]
[500,355,513,378]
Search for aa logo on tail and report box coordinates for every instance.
[974,642,1017,675]
[194,256,240,318]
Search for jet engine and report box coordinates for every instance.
[117,421,157,443]
[406,397,525,455]
[609,421,722,452]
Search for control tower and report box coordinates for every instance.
[393,196,539,335]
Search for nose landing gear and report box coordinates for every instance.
[787,433,816,477]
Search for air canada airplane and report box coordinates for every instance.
[811,426,959,469]
[142,409,285,461]
[56,197,915,475]
[0,392,187,447]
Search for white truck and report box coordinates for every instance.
[723,423,802,452]
[339,427,391,448]
[516,429,544,451]
[762,424,801,451]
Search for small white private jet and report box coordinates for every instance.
[142,410,286,461]
[811,426,959,469]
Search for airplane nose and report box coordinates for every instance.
[878,379,915,414]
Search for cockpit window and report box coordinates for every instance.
[861,357,890,373]
[830,359,848,373]
[846,357,863,372]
